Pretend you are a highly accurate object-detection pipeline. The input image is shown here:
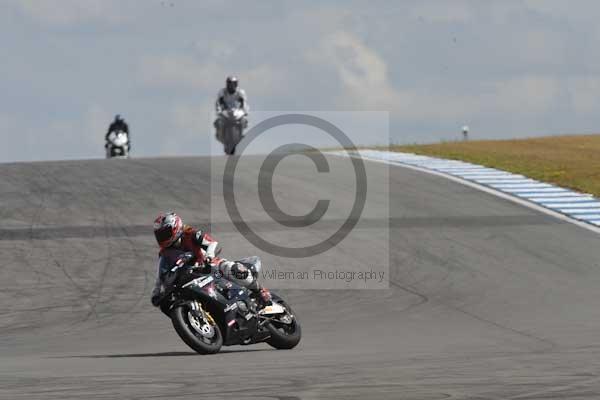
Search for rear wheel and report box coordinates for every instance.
[265,301,301,350]
[171,305,222,354]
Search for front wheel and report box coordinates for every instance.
[171,305,222,354]
[223,124,241,155]
[224,140,236,155]
[265,301,301,350]
[110,146,124,158]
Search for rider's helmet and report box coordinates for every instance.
[153,212,184,248]
[226,76,238,94]
[115,114,122,122]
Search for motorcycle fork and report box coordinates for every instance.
[190,300,215,325]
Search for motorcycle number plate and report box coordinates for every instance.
[182,275,214,288]
[260,304,285,315]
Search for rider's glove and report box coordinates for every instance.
[176,252,197,267]
[151,294,161,307]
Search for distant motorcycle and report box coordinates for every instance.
[156,256,301,354]
[217,108,246,155]
[106,131,129,159]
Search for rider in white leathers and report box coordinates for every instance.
[214,76,249,143]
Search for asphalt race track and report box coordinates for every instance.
[2,155,600,399]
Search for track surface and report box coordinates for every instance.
[2,155,600,399]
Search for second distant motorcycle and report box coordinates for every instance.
[214,76,249,155]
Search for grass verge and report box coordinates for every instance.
[388,134,600,197]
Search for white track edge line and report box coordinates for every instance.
[329,152,600,235]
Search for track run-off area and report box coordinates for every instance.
[2,154,600,399]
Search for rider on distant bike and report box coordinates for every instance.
[214,76,249,143]
[150,212,271,307]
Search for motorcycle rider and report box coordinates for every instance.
[105,115,130,152]
[214,76,249,143]
[150,212,271,307]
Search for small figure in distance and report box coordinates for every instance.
[105,115,131,159]
[214,76,249,155]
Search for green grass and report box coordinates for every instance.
[387,134,600,197]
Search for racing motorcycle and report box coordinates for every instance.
[217,108,246,155]
[156,256,301,354]
[105,130,129,159]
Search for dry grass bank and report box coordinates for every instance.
[390,134,600,196]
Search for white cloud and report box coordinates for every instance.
[191,40,236,60]
[0,113,16,131]
[171,103,209,132]
[309,31,402,110]
[4,0,600,161]
[493,76,558,114]
[0,105,110,162]
[32,105,109,160]
[520,29,567,66]
[310,30,560,122]
[162,102,214,156]
[241,65,287,97]
[139,55,222,91]
[566,76,600,115]
[138,55,285,97]
[83,105,111,148]
[394,75,558,120]
[0,114,20,161]
[410,2,472,22]
[524,0,597,21]
[13,0,127,25]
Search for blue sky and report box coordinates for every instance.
[2,0,600,162]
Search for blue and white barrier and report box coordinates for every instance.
[331,149,600,228]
